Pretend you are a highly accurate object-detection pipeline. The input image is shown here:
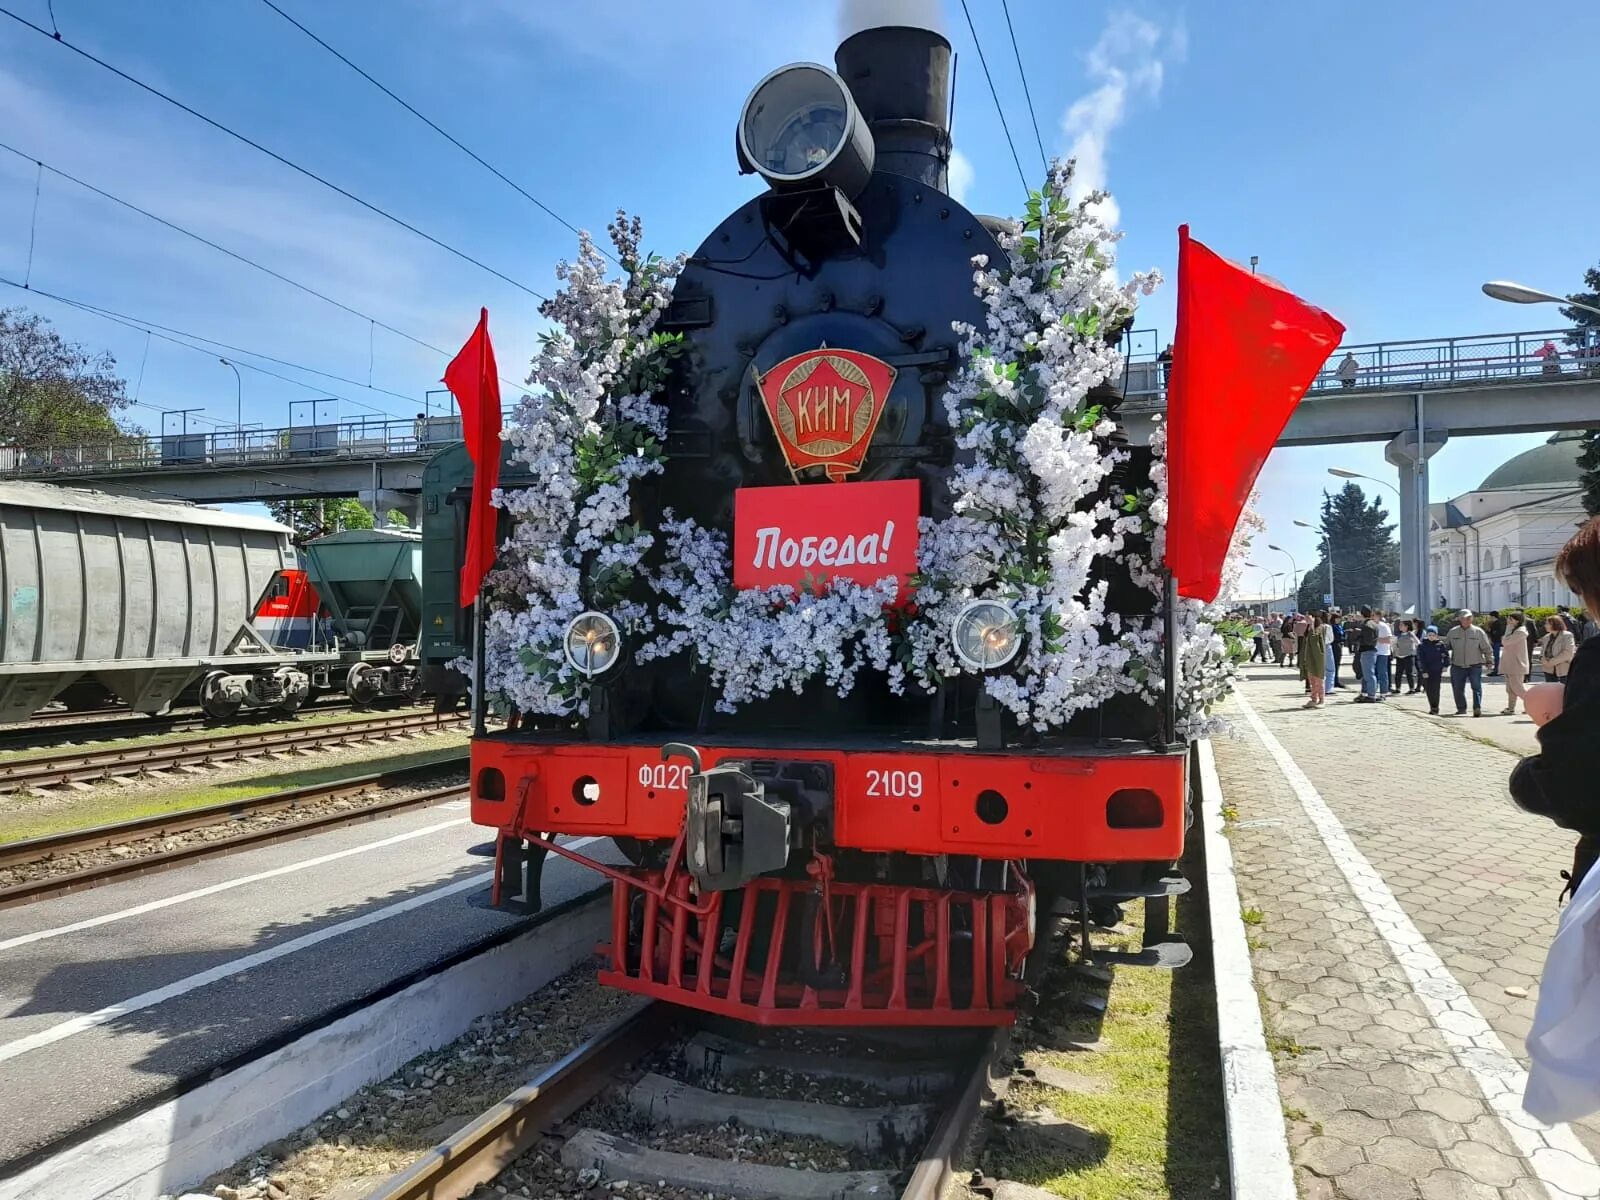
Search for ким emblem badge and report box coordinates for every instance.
[756,348,897,481]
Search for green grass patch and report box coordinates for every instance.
[1265,1032,1310,1058]
[0,739,467,845]
[1220,804,1239,824]
[1241,907,1264,926]
[988,874,1227,1197]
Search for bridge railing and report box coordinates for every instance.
[1122,326,1600,403]
[1,415,464,480]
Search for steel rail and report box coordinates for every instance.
[362,1002,673,1200]
[0,699,360,752]
[900,1026,1012,1199]
[355,1003,1006,1200]
[0,710,466,793]
[0,767,468,909]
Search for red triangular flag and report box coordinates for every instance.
[1165,226,1344,602]
[443,308,502,608]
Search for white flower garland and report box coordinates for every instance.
[483,213,683,716]
[483,167,1243,735]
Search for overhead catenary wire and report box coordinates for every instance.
[999,0,1049,175]
[0,139,453,357]
[256,0,611,264]
[0,140,526,393]
[958,0,1031,196]
[0,274,418,416]
[0,5,549,302]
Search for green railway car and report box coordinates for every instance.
[418,442,529,708]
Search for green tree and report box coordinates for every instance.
[1295,483,1399,611]
[1562,262,1600,515]
[0,307,137,444]
[267,498,374,545]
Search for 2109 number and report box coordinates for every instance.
[865,768,924,798]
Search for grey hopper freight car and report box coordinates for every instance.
[0,481,337,722]
[300,526,424,707]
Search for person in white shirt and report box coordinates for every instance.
[1249,620,1267,662]
[1375,615,1394,696]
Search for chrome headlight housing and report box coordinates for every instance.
[951,599,1023,671]
[563,611,622,678]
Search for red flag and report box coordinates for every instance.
[1165,226,1344,602]
[444,308,502,607]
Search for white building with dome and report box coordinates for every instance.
[1428,431,1588,612]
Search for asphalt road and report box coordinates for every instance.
[0,797,617,1171]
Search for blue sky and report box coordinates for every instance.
[1,0,1596,579]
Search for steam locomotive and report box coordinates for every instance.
[463,23,1190,1026]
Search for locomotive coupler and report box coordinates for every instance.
[669,747,837,892]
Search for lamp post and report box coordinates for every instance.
[1294,518,1334,608]
[1481,280,1600,318]
[1328,466,1400,499]
[220,358,242,448]
[1267,543,1299,606]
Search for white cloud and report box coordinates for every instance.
[1060,11,1186,228]
[947,148,974,204]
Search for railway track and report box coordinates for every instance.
[0,757,468,907]
[0,708,466,794]
[363,1001,1008,1200]
[0,698,362,754]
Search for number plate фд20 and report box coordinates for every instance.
[732,478,920,592]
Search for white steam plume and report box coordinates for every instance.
[1061,11,1185,227]
[837,0,946,40]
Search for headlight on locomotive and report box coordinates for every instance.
[951,600,1023,671]
[563,611,623,678]
[736,62,874,199]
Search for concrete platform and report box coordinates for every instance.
[1217,664,1600,1200]
[0,797,618,1173]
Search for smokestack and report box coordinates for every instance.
[834,25,953,191]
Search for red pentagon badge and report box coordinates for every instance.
[756,348,897,481]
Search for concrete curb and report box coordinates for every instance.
[1197,737,1297,1200]
[0,893,609,1200]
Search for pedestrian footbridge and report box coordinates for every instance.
[1120,325,1600,446]
[3,327,1596,561]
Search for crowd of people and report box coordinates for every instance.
[1244,603,1591,716]
[1240,518,1600,1124]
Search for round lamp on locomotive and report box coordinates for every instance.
[737,62,875,247]
[736,63,874,198]
[563,611,623,678]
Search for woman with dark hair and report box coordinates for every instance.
[1542,615,1577,683]
[1510,518,1600,896]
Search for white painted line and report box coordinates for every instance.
[1234,690,1600,1200]
[0,817,471,953]
[1196,738,1297,1200]
[0,896,612,1200]
[0,871,490,1065]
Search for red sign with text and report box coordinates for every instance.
[733,479,920,593]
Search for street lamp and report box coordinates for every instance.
[220,358,242,446]
[1293,518,1334,608]
[1267,543,1299,603]
[1481,280,1600,318]
[1328,466,1400,500]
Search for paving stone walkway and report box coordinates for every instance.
[1215,663,1600,1200]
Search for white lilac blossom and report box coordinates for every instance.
[641,515,903,712]
[482,213,684,716]
[897,160,1166,730]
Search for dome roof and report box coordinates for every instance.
[1478,431,1584,492]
